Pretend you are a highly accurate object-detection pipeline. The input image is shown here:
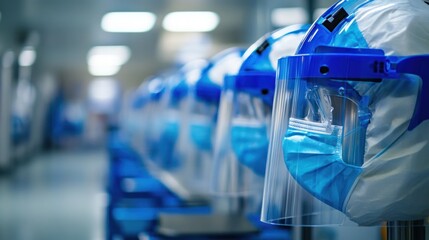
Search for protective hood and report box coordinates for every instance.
[298,0,429,54]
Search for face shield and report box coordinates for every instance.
[11,79,37,144]
[211,25,309,214]
[170,48,244,197]
[262,46,429,226]
[124,76,163,130]
[119,89,146,143]
[261,0,429,226]
[155,61,207,171]
[129,76,165,162]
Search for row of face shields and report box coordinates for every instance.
[0,52,38,146]
[121,0,429,227]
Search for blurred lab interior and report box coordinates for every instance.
[0,0,428,240]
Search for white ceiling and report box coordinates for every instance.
[0,0,337,89]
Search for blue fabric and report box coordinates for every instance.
[283,126,362,211]
[189,122,213,151]
[231,125,269,176]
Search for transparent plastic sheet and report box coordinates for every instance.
[170,93,218,196]
[141,101,163,163]
[128,106,146,151]
[261,59,364,226]
[209,25,310,216]
[118,91,140,142]
[159,49,244,197]
[119,90,147,163]
[261,74,350,226]
[156,102,185,171]
[212,90,270,214]
[148,73,185,169]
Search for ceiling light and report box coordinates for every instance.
[88,78,119,103]
[271,8,308,26]
[101,12,156,33]
[87,46,131,67]
[163,11,219,32]
[19,47,36,67]
[88,64,121,76]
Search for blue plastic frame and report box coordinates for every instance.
[278,46,429,130]
[194,48,245,103]
[226,25,310,105]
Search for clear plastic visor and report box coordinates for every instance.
[211,89,271,214]
[173,96,218,196]
[261,75,370,226]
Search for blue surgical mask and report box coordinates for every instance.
[282,120,362,211]
[189,121,213,151]
[144,118,162,160]
[231,124,269,176]
[161,120,179,143]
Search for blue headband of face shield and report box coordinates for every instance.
[224,72,276,106]
[232,25,309,104]
[281,46,429,212]
[195,75,221,104]
[171,78,188,102]
[132,78,166,108]
[194,48,246,103]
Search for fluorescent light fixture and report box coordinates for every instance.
[271,7,308,26]
[87,46,131,66]
[163,11,219,32]
[88,78,119,103]
[313,8,329,20]
[101,12,156,32]
[88,64,121,76]
[19,47,37,67]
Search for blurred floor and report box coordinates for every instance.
[0,149,108,240]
